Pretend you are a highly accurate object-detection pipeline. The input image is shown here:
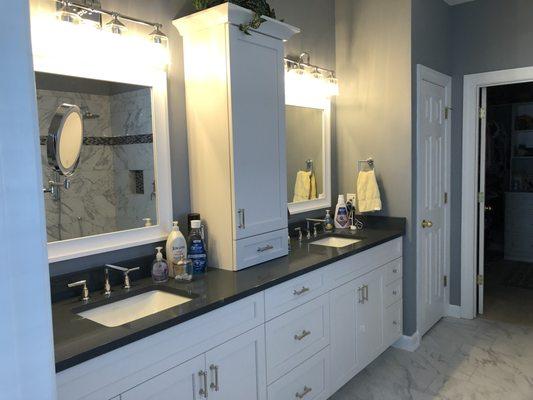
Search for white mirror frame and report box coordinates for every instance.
[286,94,332,214]
[33,45,173,263]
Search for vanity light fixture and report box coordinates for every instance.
[284,52,339,98]
[105,14,127,35]
[149,25,168,47]
[52,0,168,43]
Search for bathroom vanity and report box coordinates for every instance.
[53,224,404,400]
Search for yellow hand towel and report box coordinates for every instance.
[293,170,315,202]
[357,170,382,212]
[310,172,318,200]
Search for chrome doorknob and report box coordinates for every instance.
[421,220,433,229]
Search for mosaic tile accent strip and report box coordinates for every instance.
[40,134,153,146]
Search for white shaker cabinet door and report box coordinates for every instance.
[206,325,267,400]
[229,26,288,240]
[329,279,360,394]
[121,355,205,400]
[355,268,384,366]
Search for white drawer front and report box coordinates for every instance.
[265,268,328,320]
[235,229,288,270]
[267,347,330,400]
[384,258,403,286]
[383,300,402,347]
[266,294,330,384]
[384,279,402,308]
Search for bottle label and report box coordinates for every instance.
[172,245,186,259]
[189,239,207,274]
[336,207,349,227]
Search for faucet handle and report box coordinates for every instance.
[123,267,140,289]
[68,280,89,302]
[294,227,303,242]
[103,268,112,297]
[313,222,322,237]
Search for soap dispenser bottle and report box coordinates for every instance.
[334,195,349,229]
[324,209,334,232]
[152,247,169,283]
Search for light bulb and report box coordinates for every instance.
[105,14,127,35]
[150,25,168,47]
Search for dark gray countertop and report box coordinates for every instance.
[52,220,404,372]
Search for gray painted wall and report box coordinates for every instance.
[449,0,533,305]
[411,0,453,308]
[334,0,414,334]
[44,0,336,274]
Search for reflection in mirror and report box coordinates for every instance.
[36,72,157,243]
[286,105,324,203]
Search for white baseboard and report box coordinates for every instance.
[393,331,420,352]
[446,304,462,318]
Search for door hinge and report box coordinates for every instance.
[478,192,485,203]
[444,192,448,204]
[444,107,452,120]
[477,275,484,285]
[443,275,448,287]
[479,107,486,120]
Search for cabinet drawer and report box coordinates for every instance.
[384,258,403,286]
[265,268,328,320]
[383,300,402,347]
[267,347,330,400]
[384,279,402,308]
[235,228,288,270]
[266,294,329,384]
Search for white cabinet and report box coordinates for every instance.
[206,326,267,400]
[121,355,205,400]
[174,4,299,271]
[121,326,266,400]
[354,268,384,366]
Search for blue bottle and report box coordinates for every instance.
[188,220,207,275]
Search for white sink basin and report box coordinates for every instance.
[311,237,362,248]
[78,290,192,327]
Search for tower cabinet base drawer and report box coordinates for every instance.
[235,228,288,270]
[268,347,330,400]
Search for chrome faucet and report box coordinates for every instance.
[306,218,325,238]
[103,268,112,297]
[68,280,90,302]
[294,227,303,242]
[106,264,140,290]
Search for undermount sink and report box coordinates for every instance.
[78,290,193,328]
[311,236,362,248]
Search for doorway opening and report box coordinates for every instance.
[481,83,533,325]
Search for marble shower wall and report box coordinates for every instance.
[38,87,156,243]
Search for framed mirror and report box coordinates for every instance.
[34,58,172,263]
[286,95,331,214]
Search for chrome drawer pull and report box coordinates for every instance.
[393,268,398,273]
[238,209,246,229]
[393,320,398,326]
[357,286,364,303]
[295,386,312,399]
[293,286,310,296]
[392,290,398,295]
[199,370,208,398]
[363,284,369,301]
[294,330,311,341]
[209,364,219,392]
[257,244,274,253]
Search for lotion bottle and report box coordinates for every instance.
[166,221,187,277]
[334,195,349,229]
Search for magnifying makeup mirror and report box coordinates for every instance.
[47,103,84,177]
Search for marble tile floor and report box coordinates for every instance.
[330,317,533,399]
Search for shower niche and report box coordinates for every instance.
[35,70,172,262]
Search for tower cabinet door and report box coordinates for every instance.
[229,25,288,240]
[121,355,205,400]
[206,325,267,400]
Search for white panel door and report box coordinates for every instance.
[417,67,451,336]
[206,325,267,400]
[355,269,384,365]
[229,26,288,240]
[329,279,360,394]
[121,355,205,400]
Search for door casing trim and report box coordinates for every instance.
[461,66,533,319]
